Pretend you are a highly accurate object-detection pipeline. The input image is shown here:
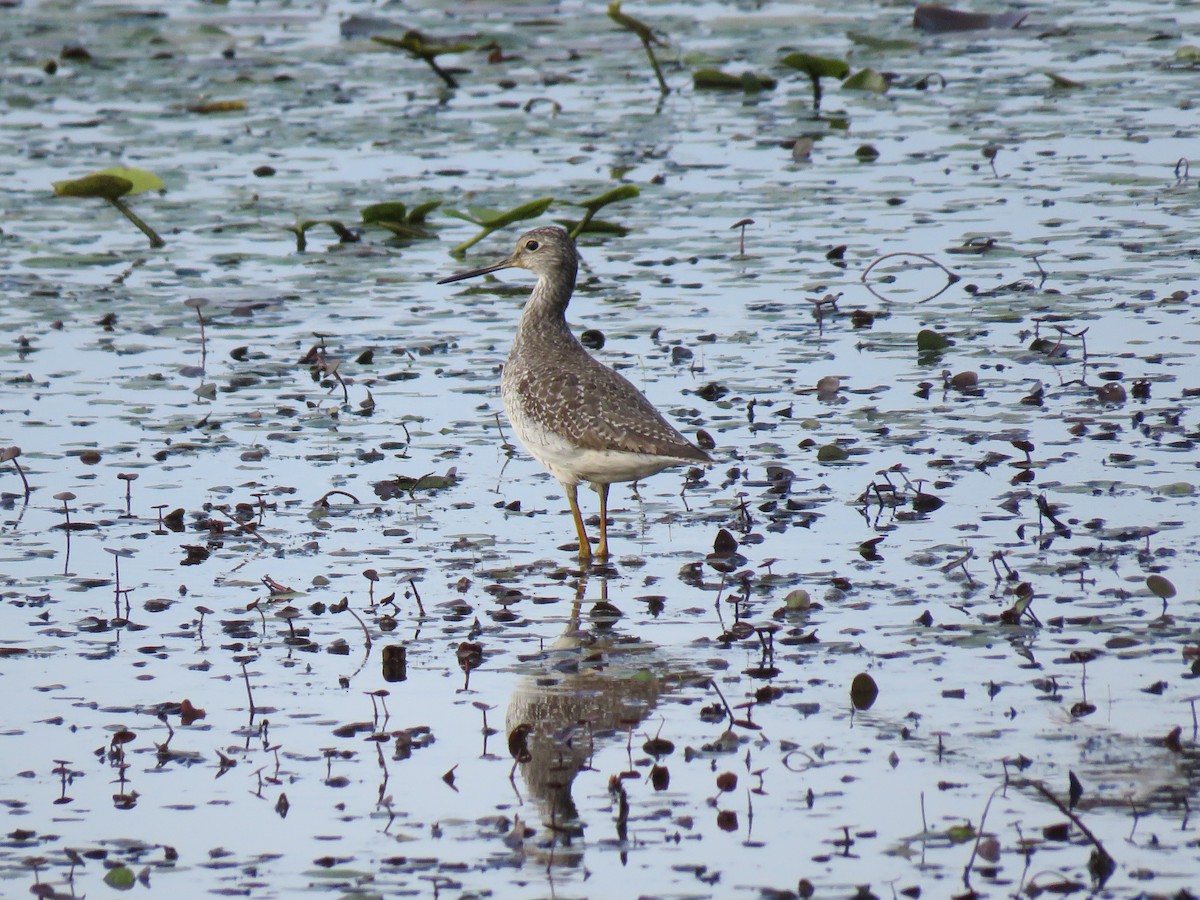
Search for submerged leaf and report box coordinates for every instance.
[846,31,920,51]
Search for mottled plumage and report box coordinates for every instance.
[440,225,710,560]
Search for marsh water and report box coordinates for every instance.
[2,0,1200,897]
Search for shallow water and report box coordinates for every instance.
[2,0,1200,897]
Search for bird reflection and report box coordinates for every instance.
[505,580,682,863]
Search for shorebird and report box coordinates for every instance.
[439,225,710,561]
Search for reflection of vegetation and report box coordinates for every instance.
[781,52,849,110]
[692,68,777,92]
[444,197,553,255]
[52,167,166,249]
[372,30,470,89]
[608,2,670,95]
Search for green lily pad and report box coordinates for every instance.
[817,443,849,462]
[53,167,164,200]
[842,68,889,93]
[104,866,136,890]
[361,202,409,224]
[52,173,134,201]
[917,329,952,352]
[781,53,850,80]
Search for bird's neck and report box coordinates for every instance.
[513,272,578,349]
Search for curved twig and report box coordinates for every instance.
[315,489,361,508]
[861,252,960,304]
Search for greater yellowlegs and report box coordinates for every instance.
[439,225,711,561]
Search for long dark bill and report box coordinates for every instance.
[437,256,515,284]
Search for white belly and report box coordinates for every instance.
[508,408,691,486]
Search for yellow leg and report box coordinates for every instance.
[596,483,610,560]
[564,482,592,560]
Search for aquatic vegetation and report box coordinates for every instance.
[51,167,165,248]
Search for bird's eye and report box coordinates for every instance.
[525,239,540,251]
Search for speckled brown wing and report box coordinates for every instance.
[508,357,711,463]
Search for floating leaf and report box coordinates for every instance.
[104,866,136,890]
[361,200,440,239]
[781,53,849,110]
[53,173,133,201]
[850,673,879,710]
[52,169,166,248]
[916,329,951,352]
[783,589,811,610]
[816,443,849,462]
[407,200,441,224]
[361,202,409,224]
[842,68,889,93]
[1146,575,1176,601]
[781,53,850,80]
[94,167,163,195]
[944,823,976,843]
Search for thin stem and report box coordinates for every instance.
[10,458,30,497]
[108,197,165,249]
[642,40,668,95]
[451,225,496,256]
[422,54,458,89]
[569,208,597,239]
